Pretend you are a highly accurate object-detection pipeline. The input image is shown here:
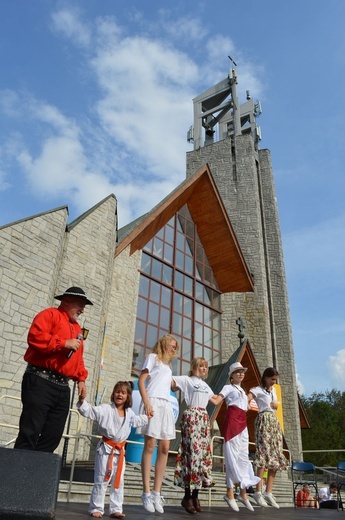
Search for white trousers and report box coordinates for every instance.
[88,443,125,516]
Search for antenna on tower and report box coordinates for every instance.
[228,55,237,67]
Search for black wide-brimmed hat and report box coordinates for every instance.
[54,286,93,306]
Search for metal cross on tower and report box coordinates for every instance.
[236,317,246,346]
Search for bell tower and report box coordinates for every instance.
[186,64,302,460]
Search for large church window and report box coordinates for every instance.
[132,205,222,375]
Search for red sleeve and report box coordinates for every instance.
[27,308,67,352]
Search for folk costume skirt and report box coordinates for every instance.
[253,411,289,471]
[174,407,214,490]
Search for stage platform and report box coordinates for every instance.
[55,502,339,519]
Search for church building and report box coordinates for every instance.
[0,68,303,461]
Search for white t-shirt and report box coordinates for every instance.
[220,383,248,411]
[249,385,277,413]
[141,353,172,401]
[173,375,214,408]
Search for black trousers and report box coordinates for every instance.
[320,500,338,509]
[14,372,70,452]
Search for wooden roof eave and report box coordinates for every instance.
[115,165,254,293]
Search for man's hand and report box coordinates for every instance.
[78,381,87,402]
[65,337,82,353]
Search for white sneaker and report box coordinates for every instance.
[141,493,155,513]
[151,493,165,513]
[253,492,268,507]
[238,496,254,511]
[263,492,280,509]
[223,495,240,512]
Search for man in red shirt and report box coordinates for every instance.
[14,286,93,452]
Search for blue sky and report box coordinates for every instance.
[1,0,344,396]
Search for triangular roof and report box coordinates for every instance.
[116,164,254,293]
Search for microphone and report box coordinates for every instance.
[66,333,83,359]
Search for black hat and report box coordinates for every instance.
[54,286,93,306]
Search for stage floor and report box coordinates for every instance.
[56,502,338,519]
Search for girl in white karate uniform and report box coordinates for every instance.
[77,381,149,518]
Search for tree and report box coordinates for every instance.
[301,390,345,467]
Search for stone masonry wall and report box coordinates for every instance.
[98,247,142,404]
[0,208,69,445]
[258,149,302,457]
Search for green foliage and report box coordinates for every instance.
[301,390,345,467]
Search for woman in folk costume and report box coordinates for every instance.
[172,357,218,514]
[213,362,260,512]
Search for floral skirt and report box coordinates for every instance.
[174,407,214,489]
[253,412,289,471]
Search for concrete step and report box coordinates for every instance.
[58,463,294,507]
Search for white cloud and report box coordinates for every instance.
[51,8,92,49]
[327,349,345,390]
[295,371,305,395]
[0,8,265,228]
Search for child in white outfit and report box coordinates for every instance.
[136,334,179,514]
[77,381,149,518]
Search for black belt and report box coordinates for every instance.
[26,364,70,386]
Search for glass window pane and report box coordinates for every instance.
[175,250,184,270]
[183,316,192,338]
[213,351,221,364]
[175,271,184,291]
[161,286,171,308]
[181,339,192,360]
[195,322,203,343]
[173,313,182,335]
[174,292,183,312]
[134,320,146,345]
[156,227,164,239]
[160,307,170,329]
[148,302,159,325]
[165,224,174,244]
[184,297,192,318]
[203,347,212,362]
[204,326,212,346]
[195,302,203,322]
[147,325,159,348]
[162,264,173,285]
[204,306,211,326]
[163,244,173,264]
[181,360,190,377]
[184,274,193,295]
[150,280,160,303]
[137,296,147,320]
[151,257,161,280]
[141,252,151,275]
[176,231,185,251]
[213,312,221,330]
[153,237,163,258]
[139,275,149,297]
[143,239,153,253]
[195,343,203,358]
[196,282,203,301]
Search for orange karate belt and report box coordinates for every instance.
[102,436,127,489]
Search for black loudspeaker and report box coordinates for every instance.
[0,447,61,519]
